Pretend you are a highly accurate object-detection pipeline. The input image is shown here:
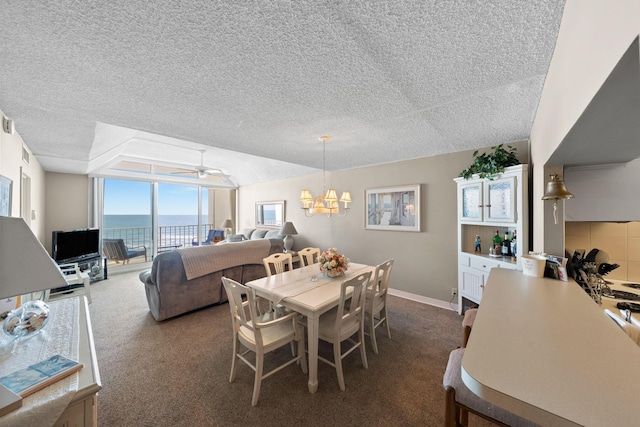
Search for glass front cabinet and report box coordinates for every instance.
[454,164,528,313]
[458,176,516,223]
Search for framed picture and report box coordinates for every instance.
[365,185,420,232]
[0,175,12,217]
[256,200,285,228]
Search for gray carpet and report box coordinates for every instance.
[88,270,494,426]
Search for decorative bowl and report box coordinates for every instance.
[2,300,51,337]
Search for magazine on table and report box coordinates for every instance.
[0,354,83,398]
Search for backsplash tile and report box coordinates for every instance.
[566,221,640,282]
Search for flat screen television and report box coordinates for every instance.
[52,228,100,263]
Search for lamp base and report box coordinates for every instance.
[283,235,293,253]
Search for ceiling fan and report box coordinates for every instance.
[172,149,229,179]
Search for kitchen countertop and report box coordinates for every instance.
[462,268,640,426]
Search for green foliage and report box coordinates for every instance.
[459,144,520,180]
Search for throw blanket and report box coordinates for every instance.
[178,239,271,280]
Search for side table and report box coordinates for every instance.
[0,297,101,426]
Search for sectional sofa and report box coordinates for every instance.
[139,238,284,321]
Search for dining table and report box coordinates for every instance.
[245,262,374,393]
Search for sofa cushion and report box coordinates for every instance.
[242,228,256,240]
[264,229,284,239]
[227,234,245,242]
[251,229,269,239]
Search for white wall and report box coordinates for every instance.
[44,172,91,254]
[239,141,528,303]
[530,0,640,253]
[0,109,48,242]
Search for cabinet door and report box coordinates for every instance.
[458,182,483,222]
[459,265,485,304]
[484,176,516,223]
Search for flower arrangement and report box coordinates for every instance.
[318,248,349,278]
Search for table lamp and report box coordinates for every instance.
[221,219,233,238]
[0,217,68,337]
[0,217,68,300]
[279,222,298,253]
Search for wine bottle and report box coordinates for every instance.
[510,230,517,258]
[501,231,511,256]
[493,230,502,255]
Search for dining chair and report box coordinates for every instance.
[312,271,371,391]
[263,252,293,276]
[221,277,307,406]
[462,308,478,348]
[365,259,393,354]
[443,347,538,427]
[298,247,321,266]
[262,252,294,315]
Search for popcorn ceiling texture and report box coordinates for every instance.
[0,1,566,185]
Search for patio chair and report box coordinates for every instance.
[200,229,225,245]
[103,239,147,264]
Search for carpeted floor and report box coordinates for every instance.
[87,270,495,426]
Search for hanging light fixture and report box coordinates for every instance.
[300,136,351,217]
[542,173,574,224]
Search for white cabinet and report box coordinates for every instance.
[454,165,528,312]
[458,176,516,223]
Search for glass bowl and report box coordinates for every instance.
[2,300,51,337]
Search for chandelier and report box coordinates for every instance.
[300,136,351,217]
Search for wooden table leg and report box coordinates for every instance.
[307,313,320,393]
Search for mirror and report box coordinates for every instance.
[256,200,285,228]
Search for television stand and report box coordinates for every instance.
[52,256,107,293]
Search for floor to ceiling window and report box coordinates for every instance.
[102,179,153,267]
[157,182,209,249]
[102,179,216,270]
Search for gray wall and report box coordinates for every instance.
[239,141,529,305]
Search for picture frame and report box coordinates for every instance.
[0,175,12,217]
[255,200,285,228]
[365,184,420,232]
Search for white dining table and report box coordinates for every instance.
[245,262,373,393]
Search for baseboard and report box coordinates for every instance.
[388,288,458,312]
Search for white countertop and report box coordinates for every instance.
[462,268,640,426]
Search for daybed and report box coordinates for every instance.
[139,239,284,321]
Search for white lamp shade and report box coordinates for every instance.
[299,190,312,202]
[325,189,338,202]
[0,217,68,300]
[339,191,352,203]
[221,219,233,229]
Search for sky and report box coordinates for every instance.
[104,179,208,215]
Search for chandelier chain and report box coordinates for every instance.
[323,138,326,194]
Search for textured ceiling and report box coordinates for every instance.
[0,1,566,186]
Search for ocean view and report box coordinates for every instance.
[103,215,214,249]
[103,215,210,229]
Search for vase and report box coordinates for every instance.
[323,270,344,278]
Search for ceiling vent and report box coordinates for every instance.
[2,116,14,134]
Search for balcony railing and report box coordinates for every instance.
[102,224,216,266]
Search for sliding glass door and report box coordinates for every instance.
[157,183,210,250]
[102,179,152,267]
[100,178,220,270]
